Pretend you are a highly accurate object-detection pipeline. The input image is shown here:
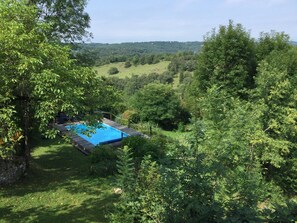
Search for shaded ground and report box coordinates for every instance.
[0,138,117,223]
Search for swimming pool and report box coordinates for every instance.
[65,123,129,146]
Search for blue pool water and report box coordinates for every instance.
[66,123,129,146]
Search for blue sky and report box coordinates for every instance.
[85,0,297,43]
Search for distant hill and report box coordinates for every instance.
[81,41,203,56]
[75,41,203,65]
[291,41,297,46]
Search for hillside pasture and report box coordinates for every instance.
[94,61,170,78]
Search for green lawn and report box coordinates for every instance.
[0,138,117,223]
[94,61,170,78]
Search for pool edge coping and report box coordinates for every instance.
[53,118,143,155]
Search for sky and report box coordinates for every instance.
[85,0,297,43]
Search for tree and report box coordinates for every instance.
[256,31,291,61]
[0,0,113,164]
[28,0,91,42]
[176,86,273,222]
[252,48,297,194]
[111,151,165,223]
[192,21,256,97]
[132,83,182,129]
[0,99,21,158]
[108,67,119,75]
[124,61,131,68]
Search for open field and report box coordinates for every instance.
[94,61,170,78]
[0,138,117,223]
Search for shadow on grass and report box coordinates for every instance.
[0,138,118,223]
[0,196,117,223]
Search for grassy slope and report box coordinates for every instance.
[159,130,190,146]
[94,61,170,78]
[0,138,117,223]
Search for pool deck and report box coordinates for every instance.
[54,118,143,155]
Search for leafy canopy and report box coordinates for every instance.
[132,83,182,128]
[193,20,256,97]
[0,0,113,159]
[28,0,91,42]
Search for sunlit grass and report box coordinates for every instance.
[94,61,170,78]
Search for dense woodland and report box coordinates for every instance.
[0,1,297,223]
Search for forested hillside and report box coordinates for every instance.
[73,41,202,66]
[81,41,202,54]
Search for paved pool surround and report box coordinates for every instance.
[54,118,143,155]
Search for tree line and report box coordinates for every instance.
[73,41,203,66]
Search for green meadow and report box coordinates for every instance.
[94,61,170,78]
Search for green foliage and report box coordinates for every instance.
[124,61,131,68]
[263,198,297,222]
[89,145,118,177]
[122,72,174,96]
[110,155,165,223]
[116,145,135,192]
[0,1,114,160]
[121,135,167,164]
[110,147,136,222]
[193,20,256,97]
[109,22,297,222]
[256,31,292,61]
[161,155,221,223]
[132,83,182,129]
[252,48,297,194]
[168,51,197,74]
[134,157,165,223]
[0,98,22,158]
[29,0,91,42]
[166,88,270,222]
[70,46,97,67]
[108,67,119,75]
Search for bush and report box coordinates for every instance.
[108,67,119,75]
[121,135,167,165]
[89,145,118,177]
[124,61,131,68]
[121,110,140,124]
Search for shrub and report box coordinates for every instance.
[89,145,118,177]
[108,67,119,75]
[121,135,167,165]
[121,110,140,124]
[124,61,131,68]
